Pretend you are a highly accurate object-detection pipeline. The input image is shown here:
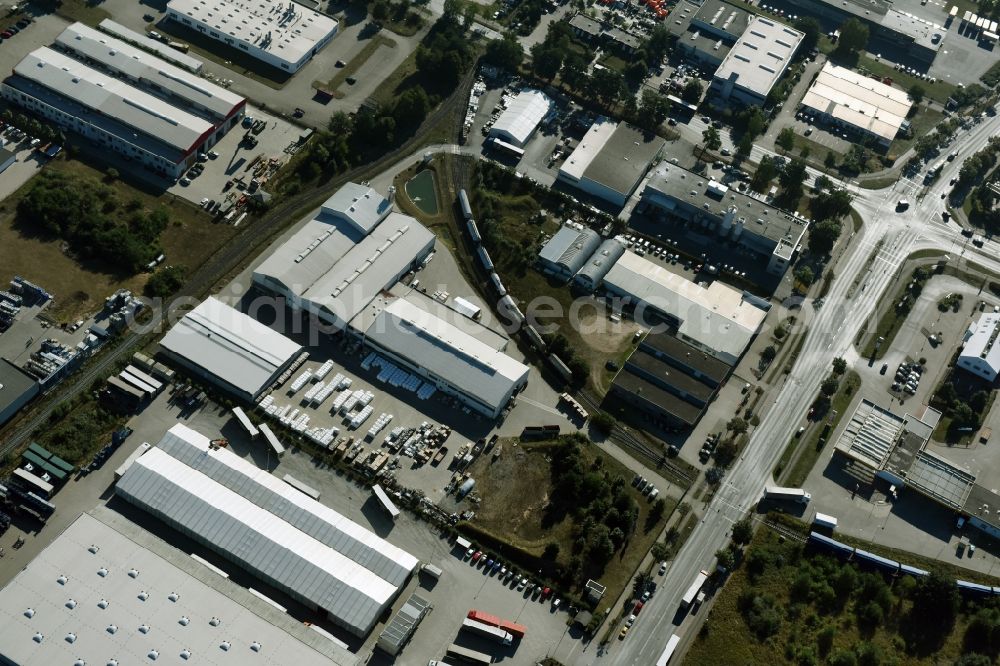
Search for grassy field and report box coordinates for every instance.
[775,371,861,485]
[889,107,945,161]
[858,56,956,106]
[314,34,398,96]
[0,158,235,322]
[465,437,671,614]
[686,520,996,666]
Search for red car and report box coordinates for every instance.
[471,550,483,563]
[2,31,12,38]
[633,601,644,614]
[541,587,552,600]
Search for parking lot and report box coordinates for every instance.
[167,105,304,206]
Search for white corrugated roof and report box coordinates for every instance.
[364,298,529,412]
[0,511,358,665]
[98,18,205,72]
[167,0,338,68]
[159,297,303,397]
[13,47,214,153]
[801,62,912,142]
[57,22,243,121]
[252,193,435,328]
[320,182,391,235]
[152,423,417,586]
[603,251,767,363]
[116,444,413,636]
[489,89,553,147]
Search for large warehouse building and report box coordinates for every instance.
[488,88,554,148]
[0,358,39,427]
[159,296,304,402]
[609,332,731,430]
[1,25,245,179]
[557,118,665,209]
[637,164,808,277]
[0,510,357,665]
[709,15,803,106]
[602,250,769,365]
[957,313,1000,381]
[166,0,339,73]
[667,0,752,68]
[116,423,419,637]
[800,62,913,149]
[357,297,530,418]
[252,183,435,331]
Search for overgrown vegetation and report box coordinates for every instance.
[144,265,189,298]
[932,370,994,442]
[688,522,998,665]
[862,265,935,359]
[17,170,169,274]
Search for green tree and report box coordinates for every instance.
[793,16,821,53]
[777,126,796,151]
[483,33,524,71]
[908,83,926,104]
[371,0,390,22]
[750,156,779,192]
[391,87,430,132]
[808,219,842,255]
[795,265,815,286]
[644,24,671,62]
[636,89,671,131]
[561,52,589,90]
[732,518,753,545]
[728,417,749,433]
[761,345,777,363]
[542,542,560,560]
[832,357,847,374]
[702,126,721,154]
[778,157,808,206]
[825,151,838,169]
[821,377,840,396]
[908,570,959,648]
[837,18,869,57]
[591,68,626,108]
[650,497,666,522]
[716,547,736,572]
[530,43,563,81]
[624,59,648,89]
[812,188,853,221]
[682,79,703,103]
[714,438,738,466]
[591,411,616,436]
[144,265,188,298]
[955,655,994,666]
[105,166,119,182]
[830,650,858,666]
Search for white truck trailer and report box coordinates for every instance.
[461,617,513,646]
[763,484,811,504]
[680,570,709,610]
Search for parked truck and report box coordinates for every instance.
[763,484,811,504]
[461,617,512,646]
[680,570,709,610]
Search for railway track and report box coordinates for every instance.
[0,66,475,458]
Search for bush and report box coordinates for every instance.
[742,594,783,639]
[591,411,615,436]
[144,265,188,298]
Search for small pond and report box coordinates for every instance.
[405,169,439,215]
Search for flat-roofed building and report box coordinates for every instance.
[0,510,360,665]
[800,62,913,149]
[489,88,554,147]
[0,358,39,427]
[557,119,666,209]
[54,22,244,126]
[252,183,435,331]
[602,250,769,364]
[158,296,303,402]
[958,313,1000,381]
[166,0,338,73]
[1,47,226,179]
[637,164,807,276]
[609,332,731,429]
[709,15,803,106]
[98,18,205,72]
[537,225,602,279]
[116,423,418,637]
[358,297,530,418]
[667,0,751,68]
